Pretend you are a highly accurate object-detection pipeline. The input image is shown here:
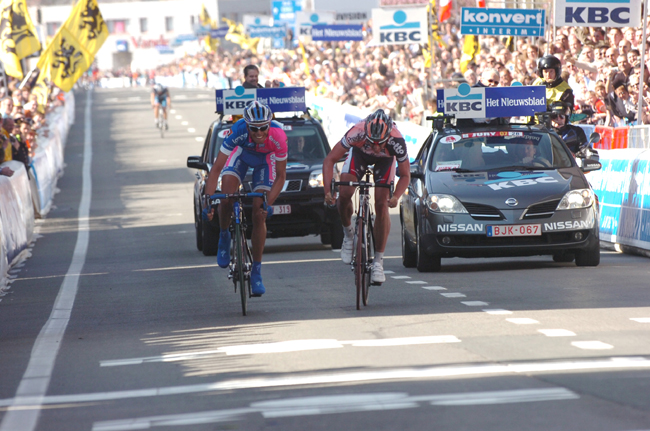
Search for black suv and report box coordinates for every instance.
[187,114,343,255]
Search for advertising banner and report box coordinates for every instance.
[312,25,364,41]
[295,11,336,37]
[216,87,306,115]
[461,8,546,37]
[243,15,271,28]
[335,11,369,23]
[371,7,427,45]
[248,25,287,38]
[436,83,546,119]
[210,27,229,39]
[554,0,641,27]
[272,0,302,24]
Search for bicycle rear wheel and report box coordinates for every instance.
[362,216,374,306]
[159,118,165,138]
[354,217,365,310]
[235,224,247,316]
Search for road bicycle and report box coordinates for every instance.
[156,112,166,138]
[333,168,392,310]
[207,191,267,316]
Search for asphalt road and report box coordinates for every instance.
[1,87,649,431]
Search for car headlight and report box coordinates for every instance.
[309,169,324,188]
[557,189,595,210]
[425,194,468,213]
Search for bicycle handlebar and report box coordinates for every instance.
[207,192,267,207]
[331,181,393,199]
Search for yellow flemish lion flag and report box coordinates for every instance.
[0,0,41,79]
[460,35,478,73]
[200,4,212,27]
[37,0,107,92]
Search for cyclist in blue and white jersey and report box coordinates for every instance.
[151,83,171,130]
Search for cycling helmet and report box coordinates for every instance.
[243,100,273,126]
[537,55,562,79]
[153,83,163,92]
[364,109,393,145]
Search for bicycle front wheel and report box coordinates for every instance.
[354,217,366,310]
[362,216,374,306]
[235,224,247,316]
[159,119,165,138]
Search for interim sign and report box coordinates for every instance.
[461,8,545,36]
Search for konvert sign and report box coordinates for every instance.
[460,8,545,37]
[554,0,641,27]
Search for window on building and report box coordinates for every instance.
[140,17,148,33]
[46,22,60,37]
[190,15,195,26]
[107,20,127,34]
[165,17,173,32]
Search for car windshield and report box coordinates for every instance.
[211,123,327,162]
[429,131,574,172]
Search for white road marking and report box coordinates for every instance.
[3,357,649,409]
[538,329,576,337]
[195,137,203,142]
[440,292,466,298]
[0,90,94,431]
[175,115,182,119]
[176,94,187,99]
[383,270,395,274]
[170,109,176,114]
[461,301,489,306]
[506,318,540,325]
[187,128,196,133]
[391,276,411,279]
[105,98,118,102]
[631,318,650,323]
[181,121,189,126]
[101,336,462,366]
[571,341,614,350]
[405,281,427,284]
[482,309,512,315]
[421,286,446,291]
[92,388,578,430]
[127,96,141,101]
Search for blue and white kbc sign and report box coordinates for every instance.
[437,84,546,119]
[461,8,545,36]
[371,7,427,46]
[216,87,307,115]
[554,0,641,27]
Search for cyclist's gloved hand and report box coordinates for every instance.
[264,204,273,219]
[201,207,210,221]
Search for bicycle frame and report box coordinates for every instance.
[208,191,266,316]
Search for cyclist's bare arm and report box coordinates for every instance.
[204,151,229,196]
[323,141,348,205]
[165,94,171,109]
[266,159,286,206]
[389,159,411,208]
[150,93,155,107]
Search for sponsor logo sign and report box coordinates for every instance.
[484,171,558,191]
[437,84,546,119]
[335,11,368,23]
[439,134,462,143]
[372,8,427,45]
[216,87,306,115]
[437,223,485,233]
[272,0,301,24]
[461,8,545,36]
[296,11,336,36]
[554,0,641,27]
[210,27,229,39]
[543,220,593,231]
[248,25,287,38]
[312,24,364,41]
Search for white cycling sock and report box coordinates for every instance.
[343,224,354,239]
[374,252,384,265]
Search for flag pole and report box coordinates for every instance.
[0,63,7,94]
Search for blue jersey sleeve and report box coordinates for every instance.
[220,119,249,155]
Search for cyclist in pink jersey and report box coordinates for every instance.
[323,109,411,284]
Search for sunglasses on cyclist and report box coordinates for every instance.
[248,124,270,133]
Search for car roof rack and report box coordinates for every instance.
[427,114,456,130]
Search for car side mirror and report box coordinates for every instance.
[410,163,424,179]
[187,156,208,171]
[580,159,602,172]
[589,132,600,145]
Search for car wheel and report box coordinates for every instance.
[402,223,416,268]
[416,224,441,272]
[329,223,344,250]
[552,252,574,263]
[575,243,600,267]
[202,215,220,256]
[195,202,203,251]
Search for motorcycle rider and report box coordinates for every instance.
[550,101,599,161]
[534,55,575,110]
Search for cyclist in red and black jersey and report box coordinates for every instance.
[323,109,411,283]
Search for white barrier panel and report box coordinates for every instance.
[0,161,34,290]
[589,148,650,254]
[627,125,650,149]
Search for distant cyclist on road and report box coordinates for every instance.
[151,83,171,130]
[323,109,411,284]
[203,101,288,296]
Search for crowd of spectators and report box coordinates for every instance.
[0,76,62,177]
[129,18,650,129]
